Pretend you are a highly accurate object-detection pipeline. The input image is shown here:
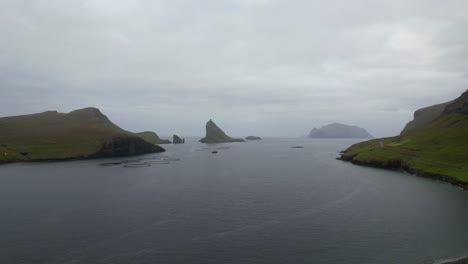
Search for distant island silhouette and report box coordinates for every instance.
[309,123,373,138]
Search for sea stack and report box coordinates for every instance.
[173,134,184,144]
[199,119,245,143]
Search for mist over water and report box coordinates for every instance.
[0,138,467,264]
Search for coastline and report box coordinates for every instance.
[0,148,166,166]
[434,256,468,264]
[337,155,468,190]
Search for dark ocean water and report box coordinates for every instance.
[0,138,467,264]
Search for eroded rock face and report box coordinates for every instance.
[309,123,373,138]
[444,89,468,115]
[199,120,245,143]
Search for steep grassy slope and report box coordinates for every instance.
[199,120,245,143]
[401,101,451,134]
[136,131,171,144]
[340,90,468,185]
[0,108,164,162]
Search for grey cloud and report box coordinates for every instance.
[1,0,467,137]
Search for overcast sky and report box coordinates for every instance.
[1,0,467,137]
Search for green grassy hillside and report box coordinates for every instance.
[340,90,468,184]
[0,107,164,162]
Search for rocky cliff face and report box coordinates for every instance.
[401,101,451,134]
[309,123,372,138]
[443,89,468,114]
[94,137,165,158]
[199,120,245,143]
[400,89,467,135]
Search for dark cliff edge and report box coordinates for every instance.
[443,89,468,114]
[93,137,165,158]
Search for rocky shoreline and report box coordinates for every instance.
[337,155,468,190]
[0,138,165,165]
[435,256,468,264]
[0,148,166,165]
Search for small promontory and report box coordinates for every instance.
[245,136,262,141]
[0,107,165,163]
[199,120,245,143]
[309,123,373,138]
[136,131,171,144]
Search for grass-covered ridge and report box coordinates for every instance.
[0,107,165,163]
[340,90,468,185]
[136,131,171,144]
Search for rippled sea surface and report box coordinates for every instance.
[0,138,467,264]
